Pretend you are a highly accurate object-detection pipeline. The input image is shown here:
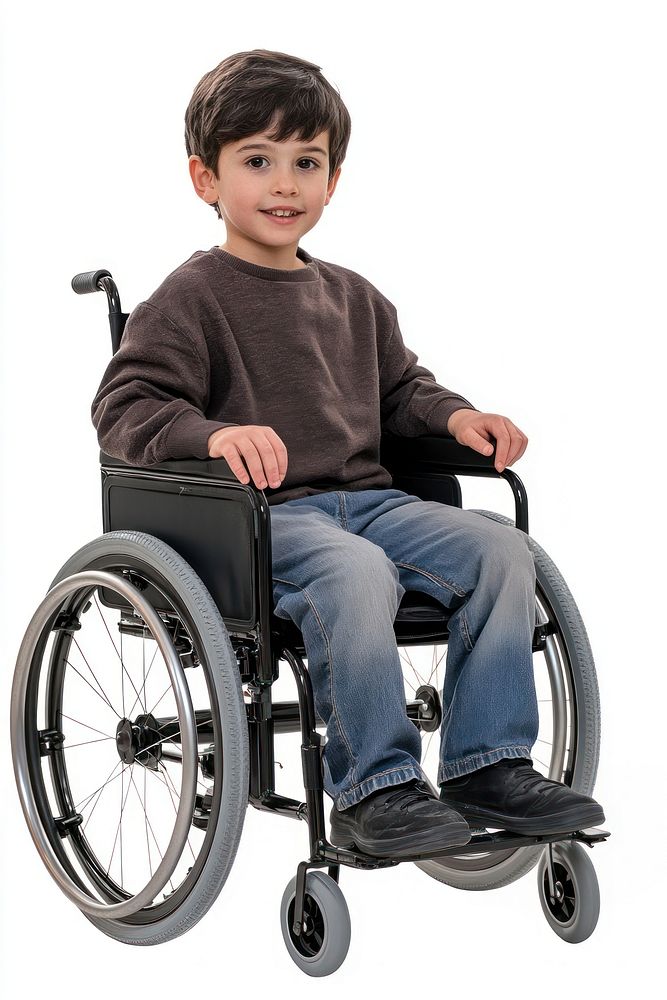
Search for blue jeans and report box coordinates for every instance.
[269,488,539,811]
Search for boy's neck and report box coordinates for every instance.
[218,238,307,270]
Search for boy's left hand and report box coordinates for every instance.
[446,408,528,473]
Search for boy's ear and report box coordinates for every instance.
[188,154,218,206]
[324,165,342,206]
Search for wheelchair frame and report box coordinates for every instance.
[11,268,610,973]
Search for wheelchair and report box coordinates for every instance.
[10,267,610,977]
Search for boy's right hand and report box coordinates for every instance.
[207,425,288,489]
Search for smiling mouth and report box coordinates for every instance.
[260,211,303,223]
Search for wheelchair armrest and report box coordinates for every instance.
[99,450,249,485]
[380,432,529,534]
[380,431,497,474]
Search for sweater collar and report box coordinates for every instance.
[209,244,320,282]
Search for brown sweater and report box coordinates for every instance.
[91,245,477,505]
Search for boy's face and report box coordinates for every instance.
[189,123,341,266]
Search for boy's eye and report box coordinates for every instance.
[245,156,319,170]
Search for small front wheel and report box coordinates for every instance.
[537,841,600,942]
[280,871,351,976]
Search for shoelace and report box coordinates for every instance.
[376,780,434,812]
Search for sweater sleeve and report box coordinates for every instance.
[91,301,237,465]
[379,314,477,437]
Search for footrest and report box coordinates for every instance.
[573,827,611,845]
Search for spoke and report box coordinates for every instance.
[399,649,426,690]
[426,645,446,686]
[403,673,417,695]
[59,713,116,741]
[120,768,124,886]
[128,768,175,896]
[126,642,160,721]
[65,659,121,719]
[154,748,213,793]
[128,770,165,883]
[138,715,214,758]
[63,736,115,750]
[158,761,197,863]
[93,592,147,715]
[403,674,417,695]
[423,727,437,765]
[70,635,122,718]
[76,758,127,815]
[145,682,174,719]
[121,617,126,717]
[81,760,121,833]
[143,765,153,877]
[82,759,125,833]
[107,764,133,879]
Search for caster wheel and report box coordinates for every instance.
[280,871,351,976]
[537,841,600,942]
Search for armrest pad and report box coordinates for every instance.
[380,432,496,473]
[99,451,239,482]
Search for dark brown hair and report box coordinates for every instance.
[184,49,352,220]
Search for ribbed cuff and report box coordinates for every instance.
[166,409,238,459]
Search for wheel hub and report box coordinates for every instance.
[115,713,162,769]
[415,684,442,733]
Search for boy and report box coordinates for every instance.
[91,49,605,858]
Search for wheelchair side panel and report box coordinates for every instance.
[101,472,258,630]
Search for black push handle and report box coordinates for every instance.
[71,268,126,354]
[71,269,112,294]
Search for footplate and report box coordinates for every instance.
[317,826,610,865]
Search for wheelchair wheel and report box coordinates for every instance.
[408,510,601,891]
[280,871,351,976]
[536,841,600,942]
[11,530,249,945]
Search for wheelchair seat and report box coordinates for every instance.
[272,589,451,654]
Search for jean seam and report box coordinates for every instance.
[460,608,475,652]
[395,560,467,598]
[272,575,358,781]
[337,491,348,531]
[445,745,532,769]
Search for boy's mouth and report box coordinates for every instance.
[260,210,303,224]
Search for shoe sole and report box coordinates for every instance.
[440,799,606,836]
[329,817,472,858]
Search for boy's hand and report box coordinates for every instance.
[446,409,528,473]
[207,425,288,489]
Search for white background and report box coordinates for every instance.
[1,0,664,992]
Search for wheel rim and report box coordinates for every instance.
[287,892,326,957]
[541,859,576,925]
[12,569,206,919]
[402,578,575,874]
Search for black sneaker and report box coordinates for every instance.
[439,757,605,835]
[329,778,471,857]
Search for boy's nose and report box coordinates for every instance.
[272,173,299,194]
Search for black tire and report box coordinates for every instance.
[27,530,249,944]
[414,510,601,891]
